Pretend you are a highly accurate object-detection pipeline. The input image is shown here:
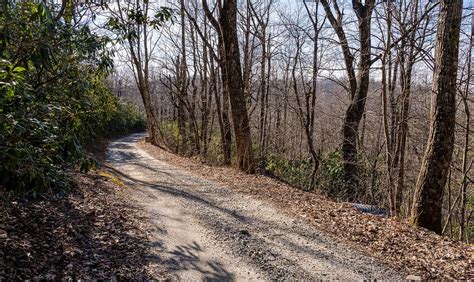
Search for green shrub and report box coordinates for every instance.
[316,149,344,196]
[265,154,313,189]
[263,150,345,195]
[0,1,144,195]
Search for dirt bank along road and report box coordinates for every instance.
[106,133,403,280]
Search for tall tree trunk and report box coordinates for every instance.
[381,0,394,212]
[178,0,189,154]
[128,38,160,146]
[200,17,210,157]
[302,1,322,190]
[249,0,272,171]
[393,0,417,215]
[210,54,227,162]
[459,12,473,241]
[258,29,267,170]
[189,21,201,154]
[341,1,374,199]
[218,0,255,173]
[220,64,232,165]
[411,0,463,234]
[395,36,416,215]
[242,0,254,105]
[321,0,374,200]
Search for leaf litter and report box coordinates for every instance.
[138,140,473,279]
[0,171,168,280]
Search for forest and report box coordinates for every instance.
[0,0,473,280]
[107,0,472,241]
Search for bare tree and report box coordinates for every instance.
[459,20,472,241]
[320,0,375,199]
[249,0,273,170]
[411,0,463,234]
[112,0,472,241]
[203,0,256,172]
[104,0,171,146]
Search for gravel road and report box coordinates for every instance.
[106,133,403,281]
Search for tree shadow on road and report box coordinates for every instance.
[165,241,234,281]
[104,166,239,280]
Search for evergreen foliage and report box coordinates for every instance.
[0,1,145,194]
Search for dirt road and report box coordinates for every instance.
[106,133,403,280]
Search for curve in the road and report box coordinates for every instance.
[106,133,403,281]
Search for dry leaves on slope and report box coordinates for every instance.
[138,140,473,279]
[0,171,167,280]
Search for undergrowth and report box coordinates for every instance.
[0,1,145,195]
